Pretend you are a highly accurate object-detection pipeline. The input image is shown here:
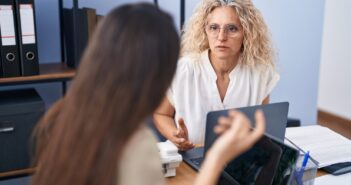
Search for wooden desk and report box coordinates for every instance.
[166,162,328,185]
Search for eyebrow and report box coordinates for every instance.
[207,23,240,27]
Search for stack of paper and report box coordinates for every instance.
[285,125,351,168]
[315,173,351,185]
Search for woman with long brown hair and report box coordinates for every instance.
[32,3,265,185]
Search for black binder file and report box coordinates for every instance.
[15,0,39,76]
[0,1,21,77]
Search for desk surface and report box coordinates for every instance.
[166,162,328,185]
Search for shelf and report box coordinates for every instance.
[0,168,35,179]
[0,63,76,86]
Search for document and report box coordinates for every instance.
[315,172,351,185]
[285,125,351,168]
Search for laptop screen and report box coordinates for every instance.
[222,134,299,185]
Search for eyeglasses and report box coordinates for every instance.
[205,24,241,38]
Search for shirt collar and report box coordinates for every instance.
[202,49,241,81]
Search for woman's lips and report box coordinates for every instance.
[216,45,229,49]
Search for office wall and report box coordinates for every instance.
[252,0,325,124]
[318,0,351,120]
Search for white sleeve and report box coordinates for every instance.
[264,67,280,99]
[166,58,191,107]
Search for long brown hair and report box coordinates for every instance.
[31,3,179,185]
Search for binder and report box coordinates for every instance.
[97,15,104,23]
[63,7,88,68]
[62,6,93,68]
[76,8,88,66]
[63,8,77,68]
[0,1,21,77]
[15,0,39,76]
[83,7,97,40]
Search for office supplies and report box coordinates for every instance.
[293,151,310,185]
[0,1,21,77]
[75,8,88,66]
[322,162,351,175]
[97,15,104,23]
[15,0,39,76]
[83,7,97,40]
[62,1,93,68]
[300,151,310,175]
[314,172,351,185]
[285,125,351,170]
[157,141,182,177]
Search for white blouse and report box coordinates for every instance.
[167,49,280,145]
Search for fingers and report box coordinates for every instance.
[248,109,265,143]
[171,122,195,151]
[173,140,195,151]
[178,118,189,138]
[214,116,231,134]
[214,110,250,135]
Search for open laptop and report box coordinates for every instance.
[181,102,296,184]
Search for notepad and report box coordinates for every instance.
[285,125,351,168]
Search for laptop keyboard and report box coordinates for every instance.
[190,157,204,166]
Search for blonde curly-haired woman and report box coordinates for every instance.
[154,0,278,150]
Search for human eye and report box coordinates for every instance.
[227,24,238,33]
[208,24,220,31]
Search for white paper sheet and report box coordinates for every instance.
[285,125,351,168]
[315,173,351,185]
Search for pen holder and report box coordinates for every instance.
[289,151,318,185]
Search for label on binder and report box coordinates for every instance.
[19,4,36,44]
[0,5,16,46]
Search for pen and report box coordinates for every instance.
[298,151,310,184]
[301,151,310,172]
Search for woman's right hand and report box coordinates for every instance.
[170,118,195,151]
[207,110,266,167]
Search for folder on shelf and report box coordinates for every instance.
[63,7,88,68]
[83,7,97,40]
[97,15,104,23]
[63,5,98,68]
[15,0,39,76]
[0,0,21,77]
[76,8,88,64]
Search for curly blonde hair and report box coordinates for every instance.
[181,0,275,67]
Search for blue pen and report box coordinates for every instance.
[296,151,310,185]
[301,151,310,172]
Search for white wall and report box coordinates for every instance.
[252,0,325,125]
[318,0,351,120]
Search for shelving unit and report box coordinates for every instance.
[0,1,74,179]
[0,63,75,95]
[0,168,35,179]
[0,63,75,85]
